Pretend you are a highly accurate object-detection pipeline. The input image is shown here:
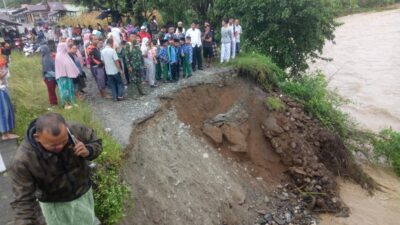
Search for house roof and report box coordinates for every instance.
[0,14,21,26]
[10,7,28,15]
[48,2,67,11]
[25,4,49,12]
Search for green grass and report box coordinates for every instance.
[373,128,400,175]
[229,53,285,90]
[231,51,400,180]
[279,72,352,138]
[230,54,351,138]
[8,52,129,225]
[265,96,286,112]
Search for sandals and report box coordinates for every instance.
[1,133,19,141]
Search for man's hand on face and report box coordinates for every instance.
[74,140,90,157]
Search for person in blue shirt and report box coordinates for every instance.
[168,37,178,82]
[158,39,170,82]
[182,36,193,78]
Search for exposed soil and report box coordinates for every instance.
[119,74,369,225]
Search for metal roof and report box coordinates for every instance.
[25,4,49,12]
[48,2,67,11]
[0,14,21,26]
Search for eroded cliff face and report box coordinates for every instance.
[120,75,364,225]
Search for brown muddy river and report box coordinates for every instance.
[312,8,400,132]
[315,8,400,225]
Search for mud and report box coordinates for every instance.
[171,79,364,217]
[82,63,380,224]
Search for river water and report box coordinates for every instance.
[312,8,400,132]
[314,8,400,225]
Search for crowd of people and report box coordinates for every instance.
[0,16,243,136]
[0,15,243,225]
[35,17,243,109]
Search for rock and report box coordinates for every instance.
[355,151,368,161]
[262,116,284,137]
[273,215,286,225]
[202,125,223,144]
[232,187,246,205]
[270,138,280,149]
[278,192,289,201]
[316,198,326,208]
[222,124,247,152]
[285,212,292,222]
[290,142,297,149]
[264,196,270,203]
[289,167,307,176]
[256,209,267,215]
[263,213,273,222]
[210,104,249,124]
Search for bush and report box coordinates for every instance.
[265,96,286,112]
[229,53,285,90]
[8,52,129,225]
[93,165,130,224]
[212,0,338,75]
[373,129,400,175]
[279,72,352,138]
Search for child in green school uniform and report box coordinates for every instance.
[158,39,170,82]
[182,36,193,78]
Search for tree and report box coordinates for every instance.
[212,0,338,75]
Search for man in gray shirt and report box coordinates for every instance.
[101,38,124,101]
[220,19,232,63]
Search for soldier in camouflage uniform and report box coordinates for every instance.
[126,35,145,95]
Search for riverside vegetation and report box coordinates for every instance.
[229,53,400,178]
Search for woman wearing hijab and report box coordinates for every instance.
[55,42,80,109]
[40,44,58,109]
[67,41,87,100]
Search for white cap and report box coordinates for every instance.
[140,26,146,30]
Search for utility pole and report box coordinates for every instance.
[2,0,6,10]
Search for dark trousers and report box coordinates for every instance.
[44,79,58,105]
[171,63,178,81]
[192,45,203,70]
[107,73,124,100]
[236,42,240,54]
[90,66,106,90]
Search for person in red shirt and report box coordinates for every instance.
[138,26,151,42]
